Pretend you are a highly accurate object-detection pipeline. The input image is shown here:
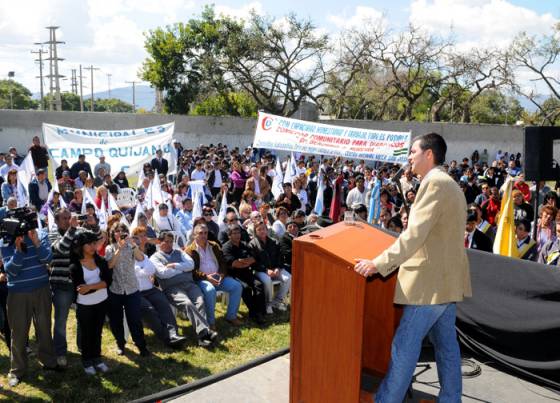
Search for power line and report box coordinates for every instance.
[31,45,48,110]
[125,80,140,112]
[43,26,65,111]
[83,65,99,112]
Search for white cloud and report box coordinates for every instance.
[409,0,558,48]
[215,2,263,21]
[327,6,386,30]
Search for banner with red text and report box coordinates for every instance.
[253,112,411,163]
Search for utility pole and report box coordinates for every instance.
[7,72,14,109]
[83,65,99,112]
[106,73,112,98]
[44,26,65,111]
[31,45,47,110]
[78,64,85,112]
[125,80,139,112]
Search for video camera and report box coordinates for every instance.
[0,207,39,248]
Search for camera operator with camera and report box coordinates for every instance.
[48,208,86,367]
[0,206,60,387]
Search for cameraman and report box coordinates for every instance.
[48,208,80,367]
[1,214,59,387]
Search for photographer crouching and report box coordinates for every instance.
[0,205,61,387]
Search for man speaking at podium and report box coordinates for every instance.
[355,133,471,403]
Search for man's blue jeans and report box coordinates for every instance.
[52,287,75,357]
[375,303,462,403]
[197,277,242,326]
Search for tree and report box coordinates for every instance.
[93,98,134,113]
[141,7,329,116]
[509,23,560,125]
[469,90,523,124]
[191,91,257,117]
[0,80,38,110]
[141,6,243,114]
[223,13,329,117]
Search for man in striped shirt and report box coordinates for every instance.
[1,223,59,387]
[48,208,80,368]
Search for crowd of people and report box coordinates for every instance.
[0,136,556,387]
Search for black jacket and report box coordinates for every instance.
[69,255,112,300]
[470,229,493,253]
[279,232,295,271]
[208,169,228,188]
[151,157,169,176]
[249,236,280,273]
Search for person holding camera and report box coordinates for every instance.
[105,222,150,357]
[1,222,59,387]
[48,208,81,367]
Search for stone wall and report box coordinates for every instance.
[0,109,527,163]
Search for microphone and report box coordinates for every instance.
[392,163,409,183]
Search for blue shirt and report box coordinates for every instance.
[1,229,53,293]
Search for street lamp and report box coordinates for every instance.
[7,71,14,109]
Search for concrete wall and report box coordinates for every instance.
[0,109,527,163]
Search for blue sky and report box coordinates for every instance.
[0,0,558,95]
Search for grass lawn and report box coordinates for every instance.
[0,303,290,402]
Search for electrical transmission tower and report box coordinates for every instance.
[83,65,99,112]
[44,26,65,111]
[70,69,78,95]
[78,65,85,112]
[125,80,140,112]
[31,45,48,110]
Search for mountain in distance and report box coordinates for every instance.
[33,85,156,111]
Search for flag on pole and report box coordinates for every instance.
[192,190,204,222]
[217,189,228,226]
[283,153,297,186]
[367,179,382,224]
[82,186,97,215]
[271,158,284,199]
[493,178,518,258]
[313,172,325,215]
[329,174,344,223]
[98,197,108,231]
[145,170,164,209]
[108,192,120,213]
[47,207,57,232]
[130,202,144,230]
[137,167,145,189]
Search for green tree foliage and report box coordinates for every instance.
[469,90,523,124]
[191,91,257,117]
[44,93,133,112]
[0,80,38,110]
[141,6,327,116]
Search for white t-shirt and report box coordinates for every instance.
[77,266,108,305]
[134,255,156,292]
[191,169,206,181]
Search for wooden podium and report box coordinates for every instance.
[290,222,402,403]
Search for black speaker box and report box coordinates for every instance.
[523,127,560,181]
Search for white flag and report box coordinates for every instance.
[130,202,145,230]
[192,190,204,222]
[47,207,57,232]
[271,158,284,199]
[217,190,228,227]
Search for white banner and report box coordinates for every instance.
[253,112,411,164]
[42,122,177,176]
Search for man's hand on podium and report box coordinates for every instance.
[354,258,378,277]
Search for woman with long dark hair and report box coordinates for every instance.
[70,230,112,375]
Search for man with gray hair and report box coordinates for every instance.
[150,231,217,347]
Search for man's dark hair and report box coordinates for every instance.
[414,132,447,165]
[516,219,532,233]
[158,231,174,242]
[54,207,71,222]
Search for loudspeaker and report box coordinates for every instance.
[523,126,560,181]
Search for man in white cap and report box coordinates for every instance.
[94,155,111,180]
